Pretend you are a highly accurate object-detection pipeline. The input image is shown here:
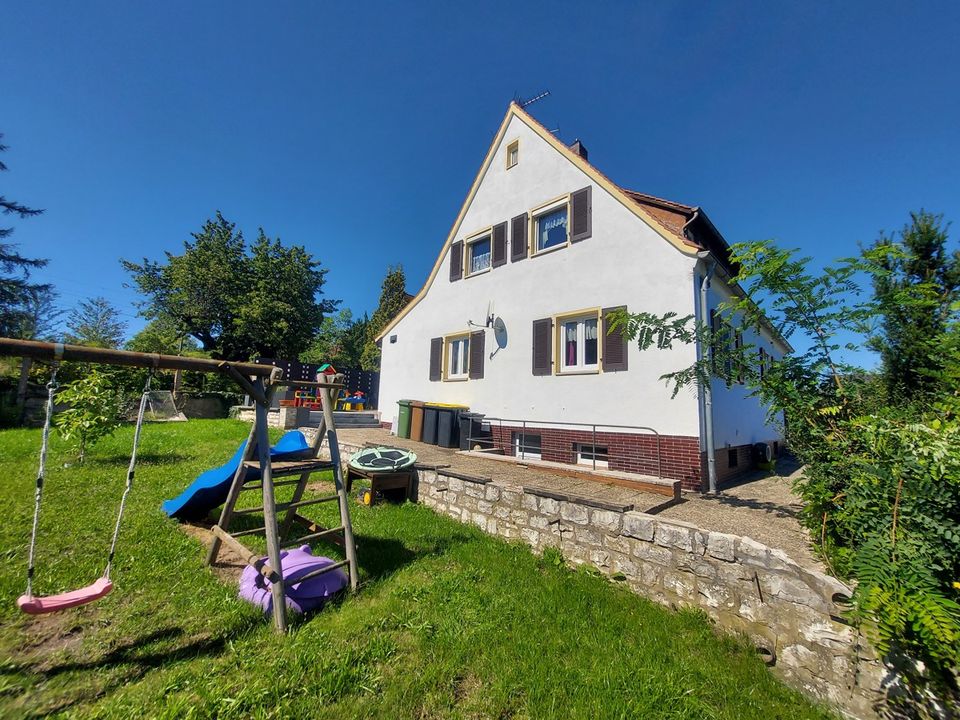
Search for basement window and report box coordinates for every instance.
[728,448,738,468]
[513,432,541,460]
[575,443,608,468]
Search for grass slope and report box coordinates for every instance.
[0,420,833,719]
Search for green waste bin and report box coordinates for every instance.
[397,400,413,439]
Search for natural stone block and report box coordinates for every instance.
[706,532,736,562]
[448,477,464,493]
[521,493,539,511]
[529,514,551,530]
[539,497,560,515]
[589,549,610,567]
[759,573,825,610]
[735,537,771,567]
[621,512,655,541]
[520,528,540,545]
[612,555,637,577]
[655,522,696,553]
[632,541,673,565]
[662,570,697,601]
[697,580,736,609]
[560,502,590,525]
[501,489,522,508]
[477,500,494,513]
[464,484,484,499]
[590,508,622,533]
[472,513,487,531]
[799,620,854,650]
[485,485,502,502]
[493,506,510,520]
[602,534,632,554]
[575,526,602,546]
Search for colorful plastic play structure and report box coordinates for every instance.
[161,430,312,521]
[239,545,347,614]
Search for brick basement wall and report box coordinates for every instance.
[326,438,889,718]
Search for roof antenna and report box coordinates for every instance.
[518,90,551,108]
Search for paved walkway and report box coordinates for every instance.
[325,427,824,571]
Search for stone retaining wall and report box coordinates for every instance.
[411,463,885,717]
[327,435,887,718]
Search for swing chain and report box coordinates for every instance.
[24,363,60,600]
[104,370,152,580]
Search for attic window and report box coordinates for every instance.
[506,140,519,169]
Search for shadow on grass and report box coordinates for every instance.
[3,621,261,717]
[96,452,192,467]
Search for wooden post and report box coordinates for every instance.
[320,381,358,591]
[206,418,259,566]
[255,379,288,632]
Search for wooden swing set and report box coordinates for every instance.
[0,337,358,633]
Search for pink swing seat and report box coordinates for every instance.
[17,577,113,615]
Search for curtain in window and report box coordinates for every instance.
[565,322,578,366]
[584,319,598,365]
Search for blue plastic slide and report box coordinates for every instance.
[162,430,312,521]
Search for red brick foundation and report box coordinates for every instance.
[487,424,704,490]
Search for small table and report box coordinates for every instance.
[345,466,415,505]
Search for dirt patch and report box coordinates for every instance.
[179,524,248,584]
[16,611,88,666]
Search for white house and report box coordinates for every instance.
[376,103,788,491]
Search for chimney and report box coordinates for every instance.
[569,139,588,161]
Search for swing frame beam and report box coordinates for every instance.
[1,337,350,633]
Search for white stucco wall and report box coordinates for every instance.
[702,276,786,448]
[378,113,704,437]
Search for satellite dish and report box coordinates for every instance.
[489,317,508,361]
[493,317,508,348]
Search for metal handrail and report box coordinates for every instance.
[467,416,663,478]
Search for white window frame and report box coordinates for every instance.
[575,443,609,469]
[444,334,470,381]
[513,432,542,460]
[465,231,492,277]
[531,197,570,256]
[557,312,600,374]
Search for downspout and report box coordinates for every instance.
[696,247,719,495]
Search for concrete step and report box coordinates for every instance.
[309,410,381,428]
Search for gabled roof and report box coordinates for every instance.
[375,102,744,342]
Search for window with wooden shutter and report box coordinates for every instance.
[469,330,485,379]
[601,306,628,372]
[511,212,528,262]
[492,222,507,268]
[429,337,443,381]
[532,318,553,375]
[449,241,463,282]
[570,186,592,242]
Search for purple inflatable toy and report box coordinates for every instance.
[238,545,347,615]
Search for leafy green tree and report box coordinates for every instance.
[609,239,960,702]
[125,316,198,355]
[54,369,122,463]
[301,308,368,368]
[870,211,960,403]
[122,213,336,360]
[12,286,62,341]
[64,296,127,348]
[361,265,408,370]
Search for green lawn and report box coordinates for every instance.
[0,419,833,719]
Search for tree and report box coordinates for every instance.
[54,369,122,463]
[65,296,127,348]
[870,211,960,403]
[0,134,49,337]
[301,309,369,368]
[361,265,408,370]
[12,286,62,341]
[125,316,198,355]
[122,213,336,360]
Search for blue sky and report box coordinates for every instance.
[3,2,958,359]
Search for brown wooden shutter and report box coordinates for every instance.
[449,241,463,281]
[601,306,628,372]
[469,330,485,379]
[429,337,443,381]
[570,186,592,242]
[532,318,553,375]
[511,212,528,262]
[491,222,507,268]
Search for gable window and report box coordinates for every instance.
[560,314,599,373]
[506,139,519,169]
[466,234,491,275]
[534,205,568,253]
[445,335,470,380]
